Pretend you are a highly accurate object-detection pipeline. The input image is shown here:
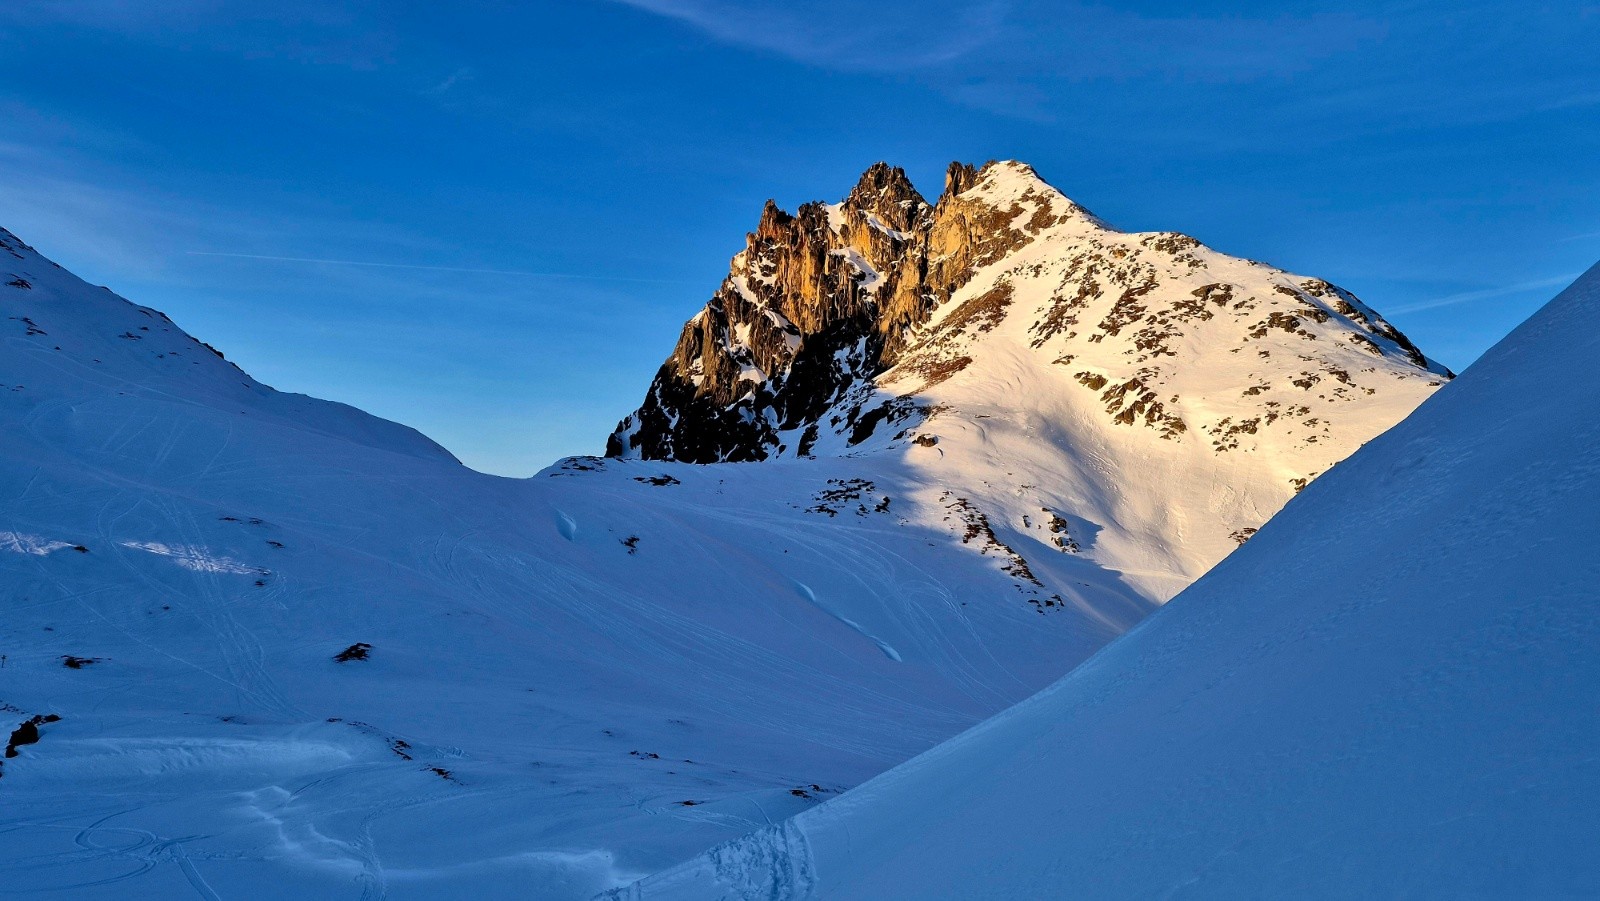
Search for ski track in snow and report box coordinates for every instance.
[791,579,902,663]
[119,540,259,574]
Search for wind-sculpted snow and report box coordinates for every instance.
[0,531,75,556]
[618,263,1600,899]
[118,540,265,574]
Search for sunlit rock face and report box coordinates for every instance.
[608,159,1446,472]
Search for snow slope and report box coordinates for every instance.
[0,229,457,465]
[615,262,1600,899]
[0,227,1154,897]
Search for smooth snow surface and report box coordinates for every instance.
[617,263,1600,899]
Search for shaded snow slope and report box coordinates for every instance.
[0,227,457,463]
[615,262,1600,899]
[0,228,1148,897]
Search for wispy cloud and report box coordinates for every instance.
[607,0,1009,72]
[1541,90,1600,111]
[186,251,694,284]
[609,1,1384,77]
[1,0,228,27]
[0,0,400,70]
[424,66,475,98]
[1388,274,1579,315]
[0,143,252,280]
[606,0,1387,121]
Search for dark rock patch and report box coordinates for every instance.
[5,714,61,759]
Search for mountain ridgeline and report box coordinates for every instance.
[606,160,1449,465]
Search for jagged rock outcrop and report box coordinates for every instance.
[609,160,1050,462]
[608,163,932,461]
[607,160,1450,465]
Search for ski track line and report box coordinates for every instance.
[693,501,1037,706]
[143,493,302,718]
[28,553,268,711]
[791,579,901,663]
[686,506,1012,720]
[364,523,926,782]
[454,540,937,756]
[33,491,304,721]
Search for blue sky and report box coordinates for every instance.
[1,1,1596,476]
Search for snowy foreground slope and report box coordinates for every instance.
[0,187,1439,901]
[615,263,1600,900]
[0,224,1096,897]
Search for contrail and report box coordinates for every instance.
[185,251,694,284]
[1388,274,1577,315]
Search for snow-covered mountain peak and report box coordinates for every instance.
[933,160,1110,246]
[948,158,1091,216]
[609,159,1444,466]
[606,162,1448,598]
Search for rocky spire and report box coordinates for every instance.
[842,162,927,232]
[941,161,980,200]
[606,160,996,462]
